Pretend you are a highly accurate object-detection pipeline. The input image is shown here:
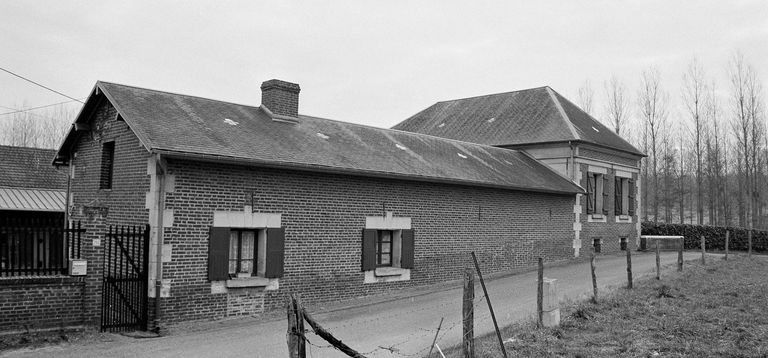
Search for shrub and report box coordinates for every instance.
[641,222,767,252]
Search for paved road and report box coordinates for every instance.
[3,251,701,358]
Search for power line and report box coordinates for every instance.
[0,99,82,117]
[0,104,61,121]
[0,67,84,103]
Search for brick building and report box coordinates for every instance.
[393,86,645,255]
[33,78,640,329]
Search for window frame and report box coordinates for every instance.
[99,141,115,190]
[228,228,260,278]
[587,172,604,215]
[376,230,394,267]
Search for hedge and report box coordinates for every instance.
[641,222,768,252]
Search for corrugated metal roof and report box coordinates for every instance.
[0,187,65,212]
[55,82,584,195]
[393,86,644,156]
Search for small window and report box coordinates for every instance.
[615,178,631,216]
[593,238,602,253]
[620,237,627,251]
[229,229,257,276]
[376,230,394,267]
[99,142,115,189]
[586,173,606,215]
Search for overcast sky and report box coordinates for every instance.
[1,1,766,129]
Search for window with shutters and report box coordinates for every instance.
[362,213,414,284]
[208,225,284,284]
[586,172,608,220]
[614,175,636,222]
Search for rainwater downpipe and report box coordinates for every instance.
[569,141,576,181]
[153,153,166,331]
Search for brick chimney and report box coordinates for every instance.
[260,79,300,120]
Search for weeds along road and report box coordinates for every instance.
[3,251,703,358]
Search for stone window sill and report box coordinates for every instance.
[375,267,408,277]
[587,214,607,223]
[615,215,633,223]
[226,276,270,288]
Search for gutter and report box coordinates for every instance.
[152,153,167,331]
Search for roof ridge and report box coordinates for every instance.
[435,86,550,104]
[0,144,56,152]
[545,86,580,141]
[97,81,263,110]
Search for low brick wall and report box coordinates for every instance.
[0,277,86,333]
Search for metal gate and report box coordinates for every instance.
[101,224,150,332]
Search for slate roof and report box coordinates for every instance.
[55,82,583,195]
[0,146,67,190]
[393,86,644,156]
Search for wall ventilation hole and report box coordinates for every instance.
[224,118,239,126]
[317,132,329,140]
[438,123,445,128]
[457,153,468,159]
[396,144,408,151]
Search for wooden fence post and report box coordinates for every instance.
[725,231,729,261]
[537,257,544,327]
[462,268,474,358]
[677,237,683,272]
[590,252,598,302]
[427,317,444,358]
[626,244,633,289]
[287,294,306,358]
[655,240,661,280]
[700,235,706,265]
[470,252,507,358]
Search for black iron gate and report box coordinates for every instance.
[101,224,150,332]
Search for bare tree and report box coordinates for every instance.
[639,67,668,223]
[682,57,707,224]
[604,75,629,135]
[0,103,73,149]
[577,80,595,115]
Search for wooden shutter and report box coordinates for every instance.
[264,228,285,278]
[400,229,415,269]
[615,177,622,215]
[628,179,636,216]
[586,174,595,214]
[362,229,377,271]
[602,175,609,215]
[208,227,230,281]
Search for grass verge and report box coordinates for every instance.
[440,255,768,357]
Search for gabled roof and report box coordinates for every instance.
[55,81,584,195]
[392,86,644,156]
[0,145,67,190]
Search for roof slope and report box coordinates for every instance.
[0,145,67,190]
[56,82,583,195]
[393,86,644,156]
[0,188,65,212]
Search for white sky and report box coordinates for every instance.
[1,1,767,129]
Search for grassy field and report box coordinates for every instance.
[442,255,768,357]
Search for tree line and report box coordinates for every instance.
[576,51,765,230]
[0,103,75,149]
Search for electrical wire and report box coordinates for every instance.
[0,98,82,116]
[0,66,84,103]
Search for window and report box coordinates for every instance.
[208,227,284,281]
[376,230,393,267]
[586,172,608,215]
[99,141,115,189]
[620,237,627,251]
[614,177,636,216]
[362,229,414,271]
[593,238,602,253]
[229,230,257,276]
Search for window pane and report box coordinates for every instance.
[380,242,391,254]
[240,231,255,274]
[229,231,239,274]
[380,255,391,266]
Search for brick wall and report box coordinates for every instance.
[67,99,152,325]
[158,159,576,323]
[0,277,85,332]
[578,163,638,254]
